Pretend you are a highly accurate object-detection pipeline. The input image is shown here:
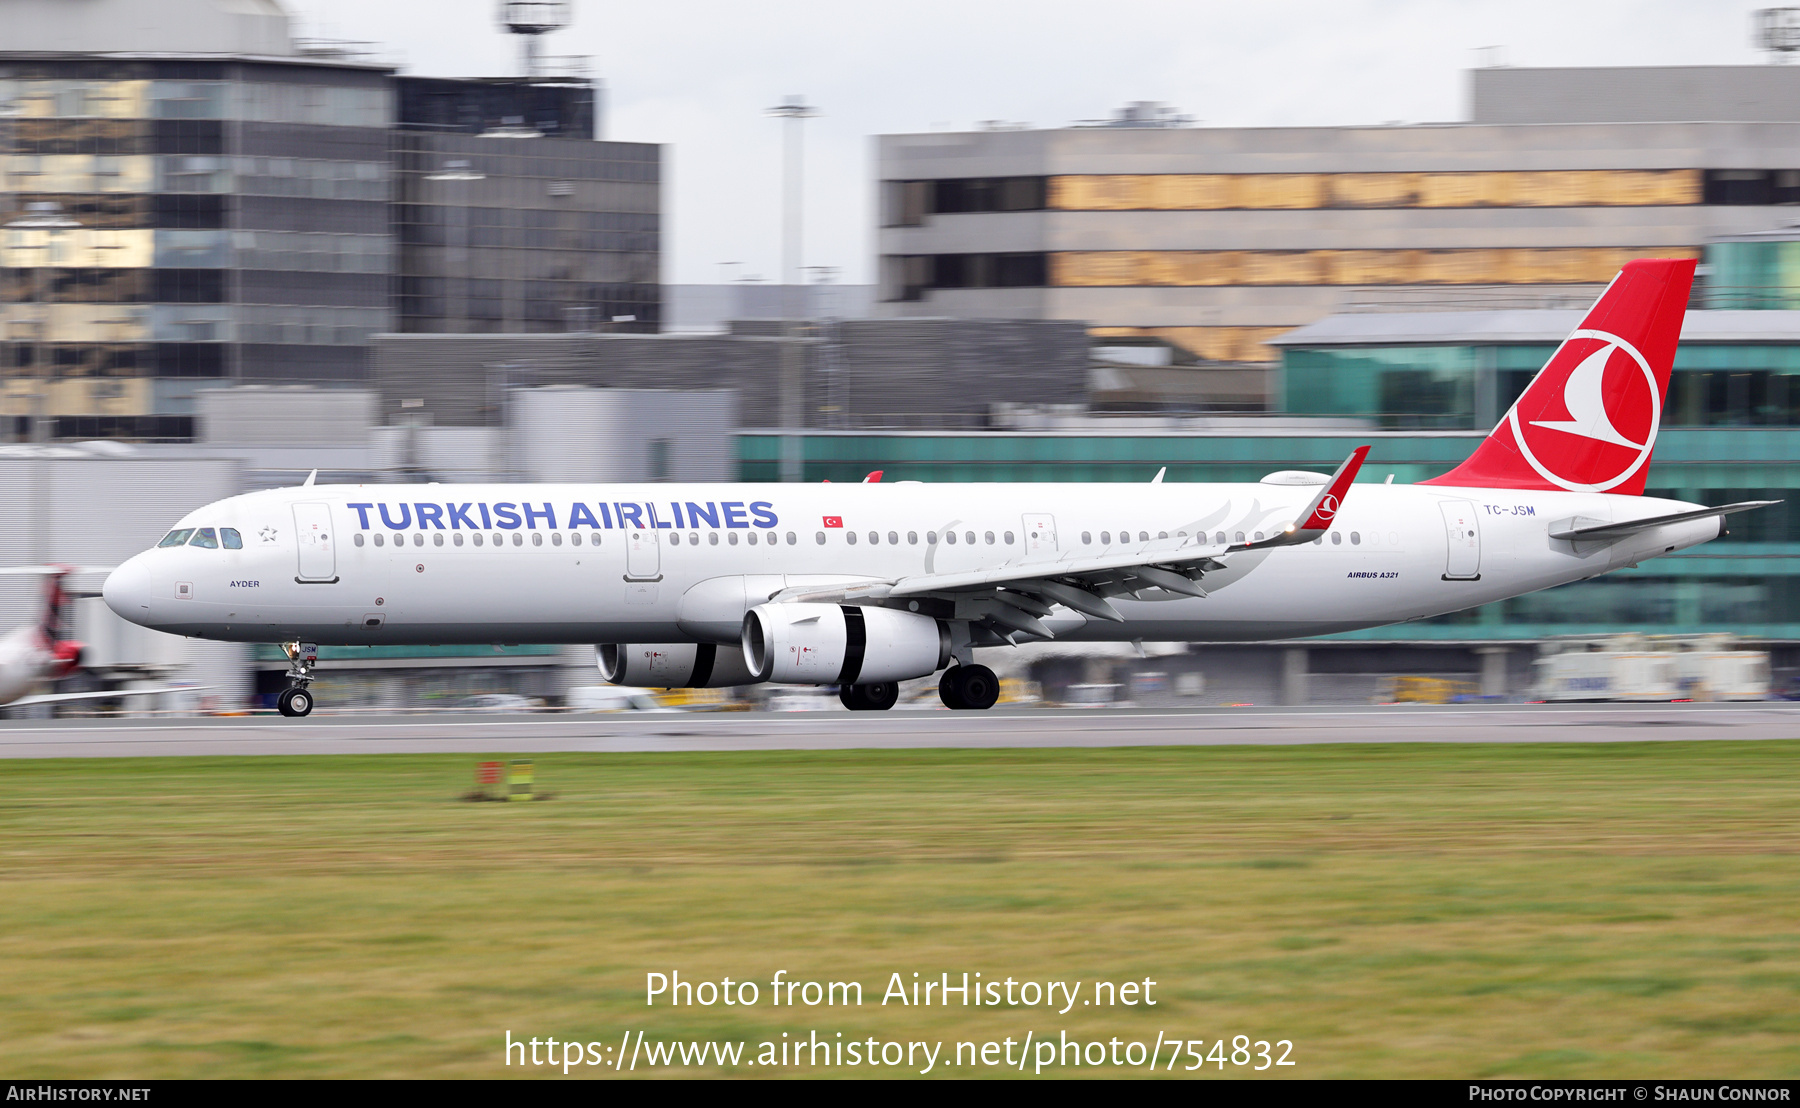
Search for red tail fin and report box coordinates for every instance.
[1422,258,1695,495]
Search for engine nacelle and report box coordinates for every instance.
[50,639,83,678]
[742,603,949,685]
[596,643,761,688]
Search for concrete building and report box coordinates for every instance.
[875,66,1800,369]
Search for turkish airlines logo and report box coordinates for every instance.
[1312,494,1339,522]
[1507,328,1660,493]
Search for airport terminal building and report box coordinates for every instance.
[876,66,1800,367]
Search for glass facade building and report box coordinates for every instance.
[392,130,660,335]
[0,55,661,437]
[0,57,394,436]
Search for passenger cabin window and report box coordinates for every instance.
[1004,531,1014,544]
[1082,531,1092,544]
[907,531,918,544]
[943,532,955,544]
[221,528,242,549]
[1215,532,1227,545]
[816,531,826,544]
[374,533,385,547]
[1100,531,1111,544]
[1350,531,1361,545]
[159,529,195,548]
[888,532,899,545]
[926,532,937,544]
[846,532,857,545]
[188,527,218,548]
[354,533,365,547]
[965,531,975,545]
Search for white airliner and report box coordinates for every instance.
[103,259,1770,716]
[0,566,200,711]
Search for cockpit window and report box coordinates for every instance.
[188,527,219,549]
[220,527,243,549]
[158,529,195,548]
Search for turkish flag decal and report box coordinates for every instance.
[822,516,843,528]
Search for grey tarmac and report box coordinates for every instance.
[1,701,1798,758]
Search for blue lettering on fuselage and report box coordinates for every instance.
[340,501,782,530]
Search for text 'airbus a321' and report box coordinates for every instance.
[102,259,1769,716]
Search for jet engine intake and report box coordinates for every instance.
[742,602,949,685]
[596,642,760,688]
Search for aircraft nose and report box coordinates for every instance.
[103,554,157,628]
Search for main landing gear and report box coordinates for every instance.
[278,641,318,718]
[938,663,1000,711]
[839,681,900,712]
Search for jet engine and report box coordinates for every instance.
[50,639,83,678]
[742,603,949,685]
[597,642,760,688]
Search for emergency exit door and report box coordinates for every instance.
[1022,513,1058,556]
[625,528,661,580]
[1439,500,1481,581]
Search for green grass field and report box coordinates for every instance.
[3,742,1800,1078]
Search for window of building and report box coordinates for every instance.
[648,437,672,481]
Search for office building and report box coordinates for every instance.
[0,0,660,440]
[876,66,1800,370]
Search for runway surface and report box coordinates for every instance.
[1,702,1798,758]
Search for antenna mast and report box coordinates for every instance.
[498,1,573,79]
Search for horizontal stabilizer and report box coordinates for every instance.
[1549,501,1778,542]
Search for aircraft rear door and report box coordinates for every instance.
[1439,500,1481,581]
[626,528,661,580]
[292,502,337,582]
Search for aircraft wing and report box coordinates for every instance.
[772,447,1370,640]
[7,686,212,709]
[1548,501,1779,542]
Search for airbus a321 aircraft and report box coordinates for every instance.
[103,259,1769,716]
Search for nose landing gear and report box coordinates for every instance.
[277,641,318,718]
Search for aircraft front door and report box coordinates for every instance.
[626,529,661,580]
[292,502,337,582]
[1022,513,1058,556]
[1439,500,1481,581]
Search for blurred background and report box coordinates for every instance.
[5,0,1800,711]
